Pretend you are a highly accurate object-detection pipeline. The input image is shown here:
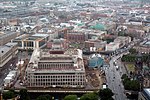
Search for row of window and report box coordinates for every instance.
[29,78,84,82]
[29,75,85,79]
[38,63,73,69]
[28,82,84,86]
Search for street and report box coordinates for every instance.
[0,57,18,87]
[104,54,127,100]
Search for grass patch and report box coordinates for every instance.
[126,64,135,72]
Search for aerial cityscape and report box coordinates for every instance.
[0,0,150,100]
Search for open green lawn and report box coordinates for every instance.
[126,63,135,72]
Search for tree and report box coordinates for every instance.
[122,78,140,91]
[19,89,30,100]
[99,88,114,100]
[121,54,136,62]
[102,38,114,44]
[80,92,99,100]
[3,90,15,99]
[36,94,51,100]
[36,96,48,100]
[63,95,77,100]
[129,48,137,54]
[121,74,128,80]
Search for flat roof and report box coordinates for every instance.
[14,34,28,40]
[32,34,49,38]
[0,32,17,39]
[0,42,17,57]
[14,34,49,41]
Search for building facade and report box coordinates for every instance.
[64,31,87,43]
[25,48,86,88]
[0,42,18,68]
[13,34,49,50]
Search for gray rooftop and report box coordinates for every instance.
[0,32,17,39]
[0,42,17,57]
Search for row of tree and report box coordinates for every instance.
[3,89,30,100]
[3,88,114,100]
[121,54,136,62]
[63,88,114,100]
[121,53,150,63]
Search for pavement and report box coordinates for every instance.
[104,54,127,100]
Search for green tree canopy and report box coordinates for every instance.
[121,54,136,62]
[36,94,51,100]
[99,88,114,100]
[19,89,30,100]
[37,96,48,100]
[80,92,99,100]
[3,90,15,99]
[122,74,140,91]
[63,95,77,100]
[102,38,114,44]
[123,79,140,91]
[129,48,137,54]
[121,74,128,80]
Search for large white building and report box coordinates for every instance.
[13,34,49,50]
[105,42,120,51]
[25,48,86,88]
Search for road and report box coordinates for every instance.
[0,57,18,87]
[104,54,127,100]
[103,37,141,100]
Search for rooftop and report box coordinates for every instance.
[0,42,17,57]
[14,33,49,41]
[89,54,104,68]
[32,34,49,38]
[0,32,17,39]
[143,88,150,100]
[27,48,84,73]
